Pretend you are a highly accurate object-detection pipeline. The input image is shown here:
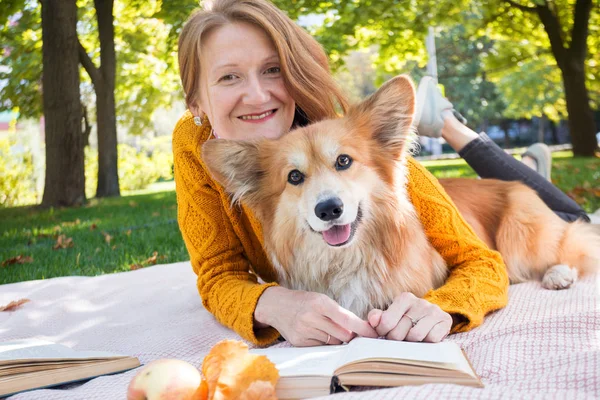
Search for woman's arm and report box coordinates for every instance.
[406,157,510,332]
[173,114,280,346]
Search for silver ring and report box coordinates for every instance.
[325,334,331,345]
[405,314,419,328]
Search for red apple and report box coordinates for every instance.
[127,359,202,400]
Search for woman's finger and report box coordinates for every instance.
[312,329,344,346]
[385,314,413,341]
[376,294,417,337]
[423,321,451,343]
[321,300,378,338]
[367,309,383,329]
[317,316,356,343]
[405,314,441,342]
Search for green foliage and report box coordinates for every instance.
[0,136,172,207]
[0,2,43,117]
[0,135,38,207]
[85,143,174,198]
[1,0,181,133]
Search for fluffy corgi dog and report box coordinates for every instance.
[202,75,600,319]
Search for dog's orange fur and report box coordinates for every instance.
[442,178,600,284]
[202,75,600,318]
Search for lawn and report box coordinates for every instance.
[1,151,598,285]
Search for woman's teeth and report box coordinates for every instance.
[240,110,274,120]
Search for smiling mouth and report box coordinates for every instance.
[314,207,363,247]
[238,109,277,121]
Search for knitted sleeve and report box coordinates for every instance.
[406,157,509,333]
[172,113,280,346]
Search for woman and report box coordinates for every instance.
[173,0,584,347]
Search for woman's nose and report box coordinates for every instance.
[244,76,270,105]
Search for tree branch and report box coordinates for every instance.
[504,0,537,13]
[78,40,101,87]
[570,0,592,61]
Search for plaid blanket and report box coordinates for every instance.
[1,261,598,399]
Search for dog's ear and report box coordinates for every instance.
[201,139,264,204]
[349,74,415,156]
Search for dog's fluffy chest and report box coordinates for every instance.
[269,234,444,319]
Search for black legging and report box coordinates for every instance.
[458,133,590,223]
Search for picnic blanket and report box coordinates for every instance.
[1,261,599,400]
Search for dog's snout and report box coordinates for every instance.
[315,198,344,221]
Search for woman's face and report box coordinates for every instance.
[193,22,296,141]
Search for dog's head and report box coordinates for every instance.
[202,75,416,251]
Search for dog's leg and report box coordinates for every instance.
[541,264,578,290]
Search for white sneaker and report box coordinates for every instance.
[522,143,552,181]
[414,76,455,138]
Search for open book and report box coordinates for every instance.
[0,339,140,397]
[251,337,482,399]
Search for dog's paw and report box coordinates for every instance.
[542,264,578,290]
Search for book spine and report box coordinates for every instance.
[330,376,349,394]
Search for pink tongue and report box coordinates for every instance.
[322,224,351,246]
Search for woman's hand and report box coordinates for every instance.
[254,286,378,347]
[367,292,452,343]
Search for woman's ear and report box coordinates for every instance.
[188,102,205,119]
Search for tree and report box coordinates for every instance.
[1,0,181,203]
[279,0,598,156]
[40,0,86,206]
[483,0,598,156]
[78,0,119,197]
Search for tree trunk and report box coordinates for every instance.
[501,119,511,148]
[94,0,120,197]
[560,62,598,156]
[40,0,85,207]
[537,114,546,144]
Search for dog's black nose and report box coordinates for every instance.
[315,198,344,221]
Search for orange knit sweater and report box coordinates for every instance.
[173,111,509,346]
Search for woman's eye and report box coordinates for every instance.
[336,154,353,170]
[219,74,237,82]
[265,66,281,75]
[287,169,304,185]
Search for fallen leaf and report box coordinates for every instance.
[125,229,132,236]
[152,212,160,217]
[129,201,138,207]
[111,245,118,250]
[0,299,30,312]
[62,219,81,227]
[52,235,74,250]
[102,231,112,245]
[144,251,158,265]
[53,225,61,232]
[90,223,98,231]
[130,264,143,270]
[2,255,33,267]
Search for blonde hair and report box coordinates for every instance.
[178,0,348,125]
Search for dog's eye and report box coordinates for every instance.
[287,170,304,185]
[336,154,353,170]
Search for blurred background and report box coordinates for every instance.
[1,0,598,283]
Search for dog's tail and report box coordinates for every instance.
[557,220,600,276]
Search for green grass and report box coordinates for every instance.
[0,190,188,285]
[1,152,598,285]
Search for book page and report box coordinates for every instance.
[250,345,347,378]
[0,339,125,364]
[340,338,474,376]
